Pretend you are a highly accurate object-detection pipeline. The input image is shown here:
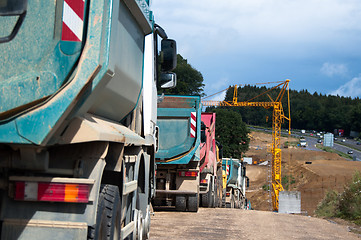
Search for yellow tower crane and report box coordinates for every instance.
[202,80,291,211]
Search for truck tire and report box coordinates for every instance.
[88,184,121,240]
[175,195,186,211]
[213,181,219,208]
[240,198,245,209]
[201,193,207,207]
[212,180,217,208]
[143,204,151,239]
[201,181,213,208]
[234,190,240,209]
[230,191,235,209]
[134,210,144,240]
[188,194,199,212]
[221,189,226,208]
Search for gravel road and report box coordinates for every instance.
[150,208,359,240]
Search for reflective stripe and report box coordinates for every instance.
[190,112,196,138]
[62,0,85,42]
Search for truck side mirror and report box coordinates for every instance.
[246,177,249,188]
[0,0,28,43]
[159,72,176,89]
[161,39,177,72]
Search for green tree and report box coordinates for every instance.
[316,171,361,225]
[158,54,205,96]
[218,84,361,136]
[337,171,361,222]
[212,109,250,158]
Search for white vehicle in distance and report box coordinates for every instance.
[300,138,307,147]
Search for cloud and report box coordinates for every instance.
[153,0,361,56]
[207,77,229,91]
[330,76,361,98]
[320,63,348,77]
[152,0,361,95]
[210,92,226,102]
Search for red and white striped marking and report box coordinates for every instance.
[62,0,85,42]
[190,112,196,138]
[226,165,229,175]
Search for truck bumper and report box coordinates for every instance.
[1,219,87,240]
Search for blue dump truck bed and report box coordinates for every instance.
[0,0,152,146]
[156,95,202,164]
[222,158,240,186]
[154,95,202,212]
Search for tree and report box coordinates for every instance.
[218,84,361,136]
[212,109,250,158]
[158,54,205,96]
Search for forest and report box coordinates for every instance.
[220,84,361,137]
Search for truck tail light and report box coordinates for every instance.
[14,182,90,203]
[200,179,208,184]
[178,171,198,177]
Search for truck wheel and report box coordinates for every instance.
[210,180,215,208]
[216,167,223,207]
[215,179,222,208]
[134,210,144,240]
[201,193,208,207]
[201,181,213,208]
[240,198,245,209]
[188,194,199,212]
[143,204,151,239]
[212,180,217,208]
[230,191,235,209]
[214,185,219,207]
[201,191,211,207]
[221,189,226,208]
[88,184,121,240]
[234,190,239,208]
[175,195,186,211]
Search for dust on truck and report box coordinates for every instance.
[0,0,176,239]
[154,96,202,212]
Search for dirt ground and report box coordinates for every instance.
[246,131,361,215]
[150,208,359,240]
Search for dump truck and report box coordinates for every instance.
[0,0,177,239]
[199,112,219,208]
[154,95,202,212]
[222,158,249,208]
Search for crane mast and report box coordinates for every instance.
[202,80,291,211]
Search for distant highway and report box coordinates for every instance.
[249,126,361,161]
[302,136,361,161]
[302,136,321,151]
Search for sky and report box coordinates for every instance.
[151,0,361,100]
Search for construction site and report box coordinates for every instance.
[150,130,361,239]
[245,131,361,215]
[150,78,361,239]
